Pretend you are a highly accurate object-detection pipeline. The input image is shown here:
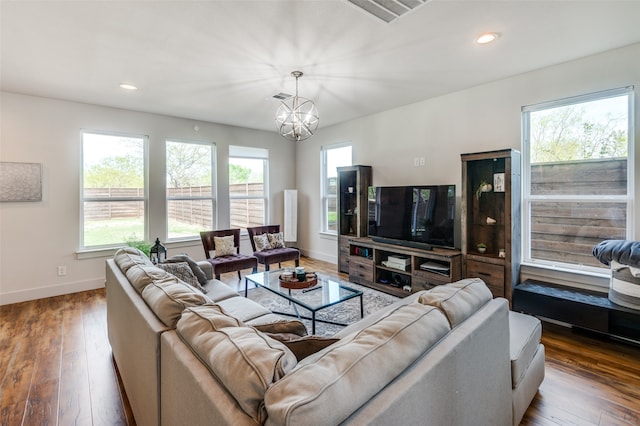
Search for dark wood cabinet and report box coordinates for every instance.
[461,149,520,303]
[337,165,372,273]
[348,238,462,298]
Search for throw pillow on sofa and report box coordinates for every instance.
[162,254,208,288]
[267,232,285,249]
[418,278,492,328]
[252,319,308,337]
[156,262,200,288]
[213,235,236,257]
[264,334,339,361]
[253,234,271,251]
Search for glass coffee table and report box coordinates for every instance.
[244,270,364,334]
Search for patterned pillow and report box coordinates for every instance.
[156,262,200,288]
[163,254,208,287]
[253,234,271,251]
[214,235,236,257]
[268,232,285,249]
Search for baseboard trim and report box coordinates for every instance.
[0,278,105,306]
[299,248,336,265]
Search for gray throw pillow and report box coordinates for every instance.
[163,254,208,289]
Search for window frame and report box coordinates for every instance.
[165,138,216,241]
[320,143,352,235]
[229,145,269,231]
[521,86,634,277]
[79,130,149,250]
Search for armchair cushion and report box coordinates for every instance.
[253,234,271,251]
[213,235,236,257]
[267,232,285,249]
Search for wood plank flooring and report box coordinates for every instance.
[1,256,639,425]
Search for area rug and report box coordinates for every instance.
[246,282,400,337]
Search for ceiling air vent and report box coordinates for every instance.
[273,92,292,100]
[347,0,429,23]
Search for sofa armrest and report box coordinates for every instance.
[198,260,214,280]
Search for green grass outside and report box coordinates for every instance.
[84,218,207,247]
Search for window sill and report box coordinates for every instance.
[319,231,338,240]
[520,262,610,292]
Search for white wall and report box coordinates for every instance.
[296,43,640,265]
[2,43,639,304]
[0,94,295,304]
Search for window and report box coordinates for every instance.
[81,131,147,249]
[166,140,215,240]
[229,146,268,230]
[522,87,634,273]
[321,144,352,233]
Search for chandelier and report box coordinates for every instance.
[275,71,319,141]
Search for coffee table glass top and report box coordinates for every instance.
[244,270,362,311]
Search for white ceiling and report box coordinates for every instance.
[2,0,640,133]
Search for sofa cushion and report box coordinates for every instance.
[125,264,173,293]
[213,235,236,257]
[176,309,297,423]
[114,247,153,274]
[202,279,241,302]
[162,254,208,288]
[418,278,493,328]
[179,304,245,332]
[264,302,450,426]
[141,278,210,328]
[509,311,542,388]
[156,262,200,288]
[216,296,272,323]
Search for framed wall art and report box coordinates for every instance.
[0,162,43,202]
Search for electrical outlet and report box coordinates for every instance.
[57,265,67,276]
[414,157,419,167]
[419,157,425,166]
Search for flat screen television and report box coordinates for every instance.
[368,184,456,250]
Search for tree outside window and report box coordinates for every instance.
[229,146,268,230]
[523,88,633,272]
[166,140,215,240]
[81,131,147,248]
[322,145,352,233]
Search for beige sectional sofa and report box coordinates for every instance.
[106,247,543,426]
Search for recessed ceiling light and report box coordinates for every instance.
[119,83,138,90]
[476,32,500,44]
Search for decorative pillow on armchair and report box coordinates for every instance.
[213,235,236,257]
[253,234,271,251]
[268,232,285,249]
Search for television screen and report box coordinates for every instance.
[368,185,456,250]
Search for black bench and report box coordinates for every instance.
[513,280,640,343]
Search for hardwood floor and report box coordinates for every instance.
[1,256,639,425]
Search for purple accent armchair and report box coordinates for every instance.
[247,225,300,271]
[200,229,258,279]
